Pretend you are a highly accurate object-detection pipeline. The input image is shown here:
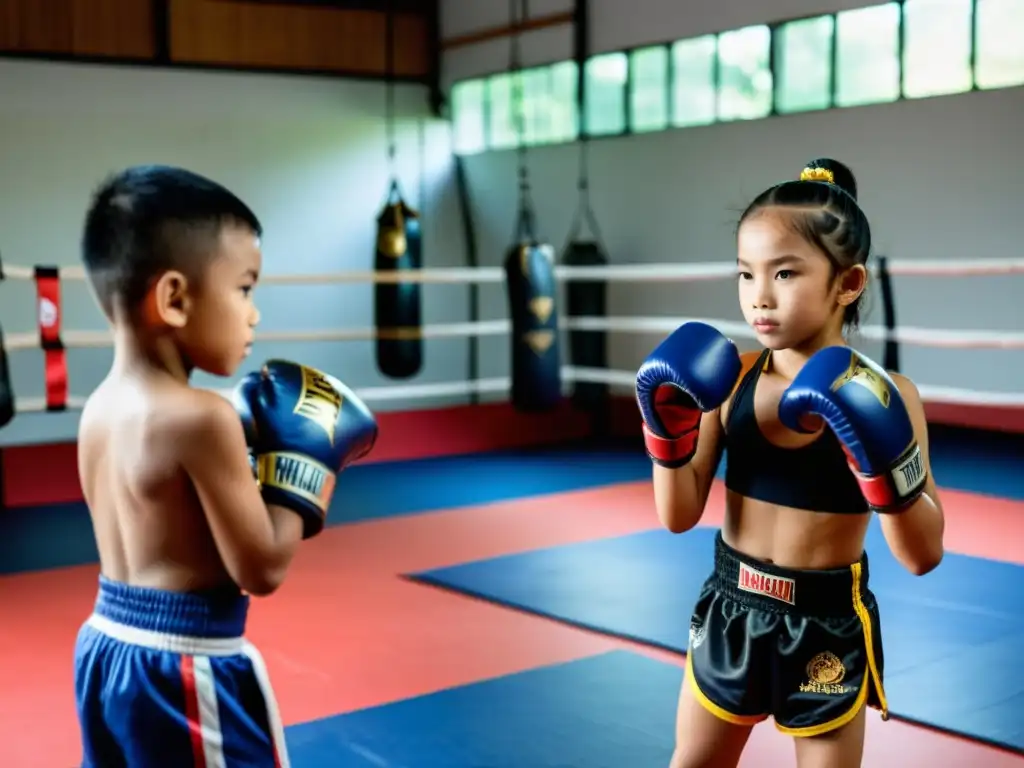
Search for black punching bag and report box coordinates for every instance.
[0,323,12,429]
[562,239,608,412]
[374,182,423,379]
[505,241,561,411]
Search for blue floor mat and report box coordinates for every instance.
[332,442,653,525]
[3,426,1021,576]
[330,424,1024,526]
[924,425,1024,500]
[0,443,654,575]
[410,524,1024,753]
[284,651,680,767]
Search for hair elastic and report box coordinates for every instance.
[799,167,835,185]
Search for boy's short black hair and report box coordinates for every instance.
[81,165,262,318]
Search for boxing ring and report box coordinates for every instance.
[0,255,1023,766]
[3,256,1023,417]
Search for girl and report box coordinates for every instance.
[634,158,946,768]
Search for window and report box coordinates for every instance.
[519,67,551,146]
[451,0,1008,155]
[584,52,628,136]
[671,35,717,127]
[717,25,772,121]
[835,3,901,107]
[487,73,518,149]
[903,0,973,98]
[975,0,1024,89]
[451,79,485,155]
[548,61,579,143]
[630,46,669,133]
[776,16,834,114]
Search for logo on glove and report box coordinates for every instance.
[294,367,343,445]
[829,355,890,409]
[257,452,336,513]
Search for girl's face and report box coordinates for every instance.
[736,209,860,352]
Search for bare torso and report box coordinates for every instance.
[78,373,233,592]
[719,360,870,570]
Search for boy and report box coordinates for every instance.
[74,165,378,767]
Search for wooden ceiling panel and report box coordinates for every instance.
[0,0,436,81]
[170,0,432,77]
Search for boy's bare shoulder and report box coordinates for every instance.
[79,383,239,458]
[167,388,240,442]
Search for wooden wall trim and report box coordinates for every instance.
[220,0,430,12]
[0,0,435,82]
[440,10,574,52]
[0,49,430,82]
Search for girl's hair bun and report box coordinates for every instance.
[799,158,858,200]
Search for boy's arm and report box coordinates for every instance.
[181,391,303,596]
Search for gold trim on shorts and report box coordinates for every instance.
[775,560,889,738]
[686,656,768,727]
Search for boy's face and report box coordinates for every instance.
[182,223,262,377]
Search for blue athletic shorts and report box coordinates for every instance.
[74,576,290,767]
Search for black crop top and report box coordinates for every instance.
[724,349,869,515]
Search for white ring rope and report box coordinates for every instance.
[4,258,1021,417]
[6,317,1024,352]
[13,366,1024,416]
[2,257,1024,285]
[3,322,516,351]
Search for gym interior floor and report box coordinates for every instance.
[1,407,1022,766]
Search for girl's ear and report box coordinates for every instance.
[836,264,867,308]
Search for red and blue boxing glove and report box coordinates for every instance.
[779,346,927,513]
[635,322,742,468]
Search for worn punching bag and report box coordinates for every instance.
[374,181,423,379]
[502,0,559,411]
[563,0,610,432]
[505,237,561,412]
[0,322,13,429]
[563,238,608,412]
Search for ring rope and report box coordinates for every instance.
[11,366,1024,416]
[4,259,1020,418]
[2,257,1023,285]
[6,317,1024,352]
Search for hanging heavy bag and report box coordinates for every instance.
[562,6,610,425]
[562,212,609,414]
[505,239,561,412]
[0,323,13,429]
[563,240,609,434]
[374,181,423,380]
[501,0,559,411]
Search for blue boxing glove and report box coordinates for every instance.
[233,372,261,480]
[635,322,742,468]
[232,360,379,538]
[778,346,926,513]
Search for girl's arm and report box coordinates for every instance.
[877,375,945,576]
[653,409,726,533]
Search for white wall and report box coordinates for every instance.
[0,59,465,446]
[441,0,1024,401]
